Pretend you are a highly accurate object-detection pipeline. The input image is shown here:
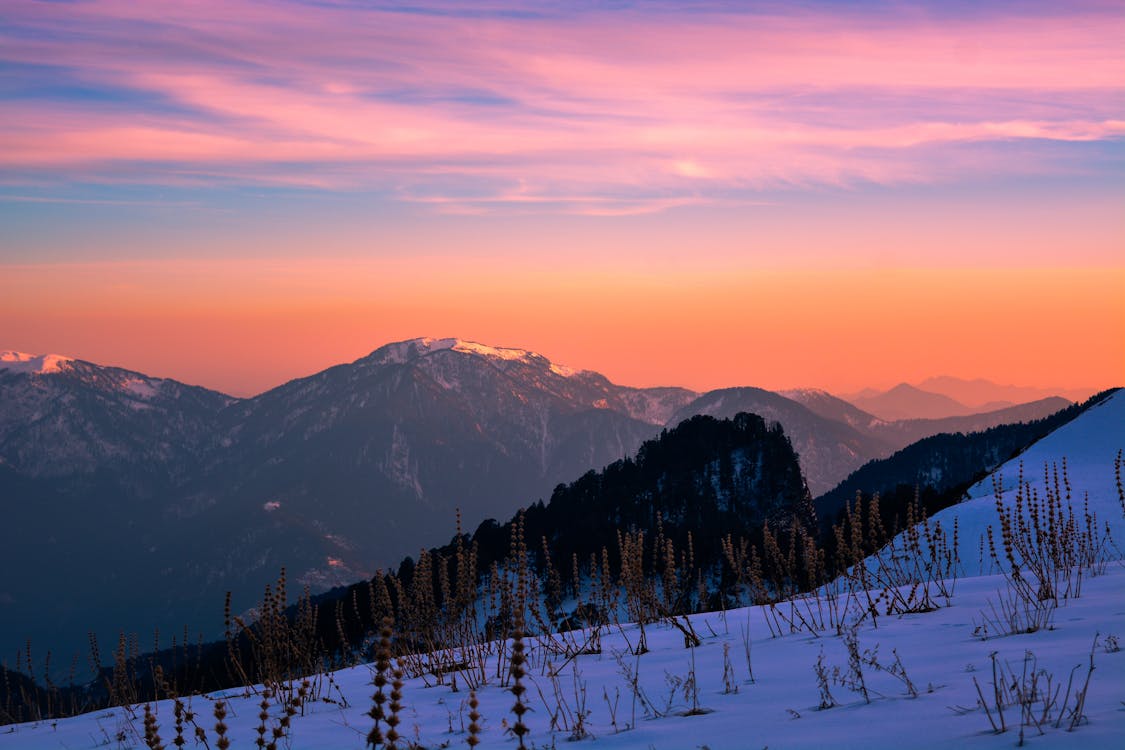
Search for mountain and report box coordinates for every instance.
[527,412,812,558]
[842,378,1087,421]
[845,382,975,420]
[3,347,1119,745]
[184,338,699,585]
[918,375,1095,408]
[0,351,232,478]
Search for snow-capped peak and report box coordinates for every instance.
[451,341,580,377]
[0,350,74,374]
[779,387,832,400]
[366,338,578,377]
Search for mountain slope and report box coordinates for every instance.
[197,338,696,574]
[0,351,233,477]
[780,388,884,432]
[669,388,1074,496]
[0,352,242,663]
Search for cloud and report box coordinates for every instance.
[1,0,1122,211]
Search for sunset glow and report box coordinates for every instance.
[2,0,1122,395]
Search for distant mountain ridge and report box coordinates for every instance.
[918,375,1095,408]
[842,377,1090,421]
[845,382,979,420]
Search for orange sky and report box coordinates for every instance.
[2,259,1120,396]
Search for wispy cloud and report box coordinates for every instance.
[1,0,1122,212]
[0,194,205,209]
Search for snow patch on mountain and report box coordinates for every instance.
[779,387,831,400]
[0,351,74,374]
[450,339,579,377]
[121,377,159,400]
[451,339,534,362]
[384,423,423,498]
[366,337,580,377]
[549,362,577,377]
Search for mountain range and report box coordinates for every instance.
[3,379,1120,750]
[843,378,1092,421]
[0,340,1080,663]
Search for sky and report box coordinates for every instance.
[1,0,1122,396]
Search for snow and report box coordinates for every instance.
[4,569,1122,749]
[451,340,577,378]
[368,337,579,377]
[450,340,532,362]
[2,391,1121,750]
[550,363,578,377]
[0,351,73,374]
[384,422,424,498]
[930,390,1124,576]
[780,387,833,400]
[121,377,159,400]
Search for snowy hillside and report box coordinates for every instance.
[939,389,1123,576]
[2,388,1121,749]
[2,568,1122,750]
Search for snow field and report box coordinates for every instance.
[2,560,1123,750]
